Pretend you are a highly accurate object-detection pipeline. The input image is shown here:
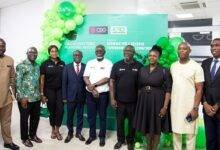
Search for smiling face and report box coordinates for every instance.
[148,50,159,65]
[27,48,38,62]
[210,39,220,59]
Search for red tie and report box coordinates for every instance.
[76,64,80,75]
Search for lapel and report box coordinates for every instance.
[70,63,77,76]
[213,62,220,81]
[206,58,212,83]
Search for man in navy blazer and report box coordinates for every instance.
[202,38,220,150]
[62,50,86,143]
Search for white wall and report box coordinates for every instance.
[0,0,56,64]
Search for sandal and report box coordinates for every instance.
[56,132,63,141]
[51,131,56,139]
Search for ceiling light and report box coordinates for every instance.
[176,13,193,19]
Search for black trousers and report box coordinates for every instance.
[18,100,40,141]
[86,92,109,139]
[66,101,84,135]
[204,111,220,150]
[45,88,64,127]
[116,101,136,143]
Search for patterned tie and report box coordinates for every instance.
[210,59,219,80]
[76,64,80,75]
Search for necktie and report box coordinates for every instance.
[76,64,80,75]
[210,59,218,80]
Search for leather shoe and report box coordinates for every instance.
[22,139,33,147]
[29,135,42,143]
[127,143,134,150]
[85,137,96,145]
[75,133,85,141]
[114,141,124,149]
[4,143,19,150]
[99,138,105,147]
[64,134,73,143]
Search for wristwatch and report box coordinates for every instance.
[193,105,199,111]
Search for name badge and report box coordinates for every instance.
[132,68,138,71]
[48,65,53,68]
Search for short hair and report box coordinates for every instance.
[48,45,58,54]
[73,50,83,56]
[213,38,220,42]
[27,47,37,53]
[95,45,105,52]
[149,45,162,57]
[0,38,6,45]
[123,45,135,53]
[178,42,191,50]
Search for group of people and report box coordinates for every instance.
[0,37,220,150]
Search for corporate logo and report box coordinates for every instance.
[110,26,127,35]
[89,26,108,34]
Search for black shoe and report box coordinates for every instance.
[75,133,85,141]
[29,135,42,143]
[22,139,33,147]
[127,143,134,150]
[99,138,105,147]
[85,137,96,145]
[114,141,124,149]
[4,143,19,150]
[64,134,73,143]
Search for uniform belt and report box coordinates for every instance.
[141,85,163,92]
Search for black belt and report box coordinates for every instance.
[141,85,163,92]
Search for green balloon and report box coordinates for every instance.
[65,20,76,31]
[74,15,83,25]
[169,37,184,51]
[49,40,61,49]
[169,54,177,62]
[156,37,169,49]
[52,28,63,39]
[165,44,175,54]
[59,1,76,20]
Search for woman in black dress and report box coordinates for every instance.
[133,45,172,150]
[40,45,65,140]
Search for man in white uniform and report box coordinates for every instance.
[170,42,204,150]
[83,45,112,147]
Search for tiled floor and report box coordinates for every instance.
[0,102,206,150]
[0,101,129,150]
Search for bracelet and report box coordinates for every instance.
[193,105,199,111]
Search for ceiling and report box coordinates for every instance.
[0,0,219,21]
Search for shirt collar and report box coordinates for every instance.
[213,58,220,62]
[73,62,81,66]
[24,59,37,66]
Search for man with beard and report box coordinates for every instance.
[83,45,112,147]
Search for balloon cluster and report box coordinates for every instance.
[135,36,184,68]
[156,36,184,68]
[36,1,86,64]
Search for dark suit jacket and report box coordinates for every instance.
[202,58,220,105]
[62,62,86,102]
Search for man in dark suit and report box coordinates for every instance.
[202,38,220,150]
[62,50,86,143]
